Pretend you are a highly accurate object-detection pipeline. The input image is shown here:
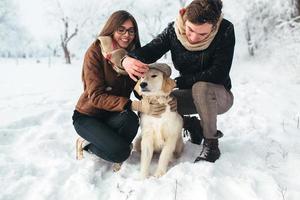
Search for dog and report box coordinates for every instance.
[134,63,184,179]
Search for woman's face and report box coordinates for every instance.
[113,19,135,49]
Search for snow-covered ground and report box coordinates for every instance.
[0,51,299,200]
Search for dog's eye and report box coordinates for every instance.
[151,75,157,78]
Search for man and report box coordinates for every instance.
[121,0,235,163]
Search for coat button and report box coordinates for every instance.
[105,86,112,91]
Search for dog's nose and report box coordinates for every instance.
[140,82,147,88]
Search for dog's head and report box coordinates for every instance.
[134,63,176,96]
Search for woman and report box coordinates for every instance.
[72,10,167,165]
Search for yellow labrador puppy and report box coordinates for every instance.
[134,63,184,179]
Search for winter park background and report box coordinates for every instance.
[1,0,300,199]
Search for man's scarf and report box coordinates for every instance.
[174,9,223,51]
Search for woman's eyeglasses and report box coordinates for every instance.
[116,26,135,36]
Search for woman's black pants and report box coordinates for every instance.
[72,110,139,163]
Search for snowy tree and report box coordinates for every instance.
[60,16,78,64]
[135,0,180,42]
[140,10,164,39]
[43,0,112,64]
[0,0,19,57]
[0,0,33,57]
[292,0,300,16]
[244,0,300,56]
[44,0,84,63]
[244,0,300,68]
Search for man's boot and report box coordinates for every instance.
[183,116,203,145]
[194,138,220,163]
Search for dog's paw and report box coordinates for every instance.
[140,173,149,180]
[133,137,142,152]
[154,169,166,178]
[173,151,182,159]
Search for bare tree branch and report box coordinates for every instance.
[293,0,300,17]
[65,25,78,44]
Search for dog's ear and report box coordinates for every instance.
[134,79,142,96]
[162,77,176,94]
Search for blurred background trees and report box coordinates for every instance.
[1,0,300,64]
[245,0,300,56]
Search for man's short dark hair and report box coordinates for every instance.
[185,0,223,26]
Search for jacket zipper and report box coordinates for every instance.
[124,78,127,93]
[201,52,204,70]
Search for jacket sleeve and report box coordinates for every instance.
[83,45,130,112]
[127,23,172,63]
[191,24,235,85]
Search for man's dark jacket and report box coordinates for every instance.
[128,19,235,90]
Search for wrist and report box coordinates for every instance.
[131,100,141,112]
[120,55,129,69]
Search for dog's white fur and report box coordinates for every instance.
[134,68,184,179]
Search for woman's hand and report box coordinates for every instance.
[131,99,166,117]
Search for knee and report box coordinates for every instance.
[192,81,211,94]
[91,141,132,163]
[121,110,139,131]
[192,82,212,100]
[109,145,131,163]
[192,82,217,106]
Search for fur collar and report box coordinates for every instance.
[97,36,129,75]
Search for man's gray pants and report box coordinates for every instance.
[171,81,234,139]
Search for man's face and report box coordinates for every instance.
[185,20,213,44]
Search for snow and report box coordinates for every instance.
[1,0,300,199]
[1,53,300,200]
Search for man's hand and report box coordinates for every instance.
[122,56,148,81]
[167,96,177,112]
[131,99,166,117]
